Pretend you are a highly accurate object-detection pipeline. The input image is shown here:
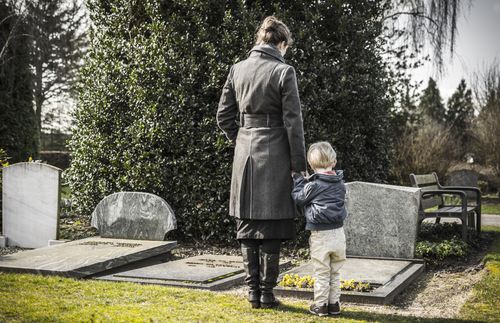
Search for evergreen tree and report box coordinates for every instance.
[446,79,474,160]
[446,79,474,130]
[25,0,85,140]
[419,78,446,124]
[0,0,38,162]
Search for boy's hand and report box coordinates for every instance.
[291,171,297,178]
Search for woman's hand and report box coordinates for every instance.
[291,171,308,178]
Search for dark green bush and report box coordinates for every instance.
[68,0,393,244]
[416,238,468,261]
[416,223,477,263]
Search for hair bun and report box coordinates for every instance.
[255,16,293,47]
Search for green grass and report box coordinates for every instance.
[0,274,464,323]
[482,203,500,215]
[460,226,500,322]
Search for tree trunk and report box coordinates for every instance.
[34,58,43,159]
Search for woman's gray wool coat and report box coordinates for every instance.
[217,44,307,221]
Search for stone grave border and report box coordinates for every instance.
[93,255,291,291]
[274,255,425,305]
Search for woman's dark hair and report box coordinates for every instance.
[255,16,293,46]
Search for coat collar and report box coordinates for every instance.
[248,44,285,63]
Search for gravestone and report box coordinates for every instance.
[0,237,177,277]
[275,181,423,304]
[91,192,176,240]
[344,182,420,259]
[2,162,61,248]
[446,170,479,199]
[95,254,290,291]
[0,192,178,277]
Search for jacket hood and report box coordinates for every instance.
[248,44,285,63]
[309,170,344,183]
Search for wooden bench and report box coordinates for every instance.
[409,172,481,240]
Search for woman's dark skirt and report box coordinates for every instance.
[236,218,295,240]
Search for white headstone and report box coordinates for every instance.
[344,181,421,259]
[2,162,61,248]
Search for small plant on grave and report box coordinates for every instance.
[278,274,371,292]
[340,279,372,292]
[279,274,315,288]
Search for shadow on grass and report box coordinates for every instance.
[276,303,472,322]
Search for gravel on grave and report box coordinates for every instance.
[0,240,490,320]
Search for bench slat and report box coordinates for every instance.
[412,173,438,186]
[426,206,477,214]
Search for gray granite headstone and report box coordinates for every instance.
[91,192,176,240]
[0,237,177,278]
[2,162,61,248]
[344,182,420,259]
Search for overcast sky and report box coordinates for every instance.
[411,0,500,102]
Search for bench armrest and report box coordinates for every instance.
[440,186,481,206]
[421,190,467,213]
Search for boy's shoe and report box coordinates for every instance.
[328,302,341,315]
[309,303,329,316]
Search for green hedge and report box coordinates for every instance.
[68,0,392,244]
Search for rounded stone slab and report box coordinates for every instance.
[91,192,176,241]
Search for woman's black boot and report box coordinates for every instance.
[259,252,281,309]
[241,245,261,308]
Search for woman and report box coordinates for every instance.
[217,16,306,309]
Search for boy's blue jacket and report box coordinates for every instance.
[291,170,347,231]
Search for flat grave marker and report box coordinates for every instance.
[0,237,177,278]
[95,254,289,291]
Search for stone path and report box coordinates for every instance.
[423,214,500,226]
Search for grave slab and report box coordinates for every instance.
[94,254,290,291]
[274,257,424,304]
[2,162,61,248]
[345,182,420,258]
[91,192,176,240]
[0,237,177,278]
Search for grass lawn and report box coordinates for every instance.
[482,203,500,215]
[0,276,462,323]
[459,225,500,322]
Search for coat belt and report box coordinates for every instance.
[240,113,284,128]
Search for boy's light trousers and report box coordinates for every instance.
[310,227,346,305]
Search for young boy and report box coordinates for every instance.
[291,141,347,317]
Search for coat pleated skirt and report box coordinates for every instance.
[230,126,297,221]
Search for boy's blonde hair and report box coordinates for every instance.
[307,141,337,170]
